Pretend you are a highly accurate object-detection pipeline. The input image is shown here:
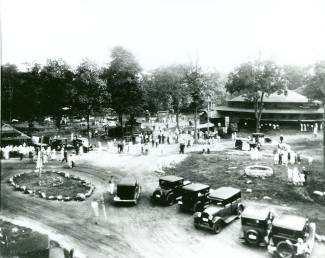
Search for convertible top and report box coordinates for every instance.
[272,215,307,232]
[241,206,270,220]
[182,183,209,192]
[118,178,138,187]
[208,187,240,201]
[160,175,183,182]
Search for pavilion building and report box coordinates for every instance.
[215,90,324,129]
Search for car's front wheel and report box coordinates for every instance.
[213,220,223,234]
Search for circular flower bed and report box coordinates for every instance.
[7,171,95,201]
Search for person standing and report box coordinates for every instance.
[108,176,115,194]
[91,199,99,224]
[61,148,68,163]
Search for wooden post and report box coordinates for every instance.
[323,104,325,167]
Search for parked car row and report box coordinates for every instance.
[112,175,316,258]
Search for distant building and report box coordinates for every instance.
[215,90,323,129]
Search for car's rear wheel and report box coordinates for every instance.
[213,221,223,234]
[244,230,260,245]
[276,241,295,258]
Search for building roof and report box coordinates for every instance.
[118,178,138,186]
[208,187,240,201]
[1,123,31,140]
[241,206,271,220]
[229,90,309,103]
[272,215,307,231]
[160,175,183,182]
[182,183,209,192]
[216,106,324,114]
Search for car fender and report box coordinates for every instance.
[212,216,223,224]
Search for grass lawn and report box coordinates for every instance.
[165,139,325,234]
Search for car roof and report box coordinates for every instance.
[160,175,183,182]
[208,187,241,201]
[118,178,138,186]
[241,206,270,220]
[182,183,209,192]
[272,215,306,231]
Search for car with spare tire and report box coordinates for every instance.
[113,178,141,205]
[267,215,316,258]
[240,206,274,246]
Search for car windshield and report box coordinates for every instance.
[117,185,135,199]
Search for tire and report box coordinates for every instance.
[244,230,260,245]
[213,220,223,234]
[276,241,295,258]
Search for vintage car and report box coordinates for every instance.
[240,206,274,246]
[113,178,141,205]
[193,187,244,234]
[178,183,210,212]
[151,175,191,205]
[267,215,316,258]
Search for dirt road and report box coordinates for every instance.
[1,142,325,258]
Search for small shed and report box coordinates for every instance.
[1,123,31,146]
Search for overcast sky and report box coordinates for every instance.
[2,0,325,73]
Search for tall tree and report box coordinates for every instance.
[103,46,143,135]
[39,59,74,129]
[184,65,206,143]
[225,60,285,132]
[16,63,43,130]
[71,60,109,137]
[147,65,188,129]
[1,63,20,122]
[282,64,308,90]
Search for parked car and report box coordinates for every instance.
[50,138,68,151]
[178,183,210,212]
[151,175,191,205]
[240,206,274,246]
[193,187,244,234]
[113,178,141,205]
[75,137,93,152]
[267,215,316,258]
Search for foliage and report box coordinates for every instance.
[71,60,109,133]
[282,64,309,90]
[303,61,325,102]
[225,60,285,132]
[39,59,74,128]
[103,46,143,132]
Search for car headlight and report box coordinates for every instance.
[155,194,161,198]
[114,196,120,201]
[209,215,213,220]
[178,200,183,205]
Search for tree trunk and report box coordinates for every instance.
[256,93,265,133]
[194,107,198,144]
[86,111,90,141]
[254,100,259,133]
[176,109,179,131]
[119,113,124,137]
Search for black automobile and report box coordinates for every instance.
[178,183,210,212]
[193,187,244,234]
[268,215,316,258]
[151,175,191,205]
[113,178,141,205]
[240,206,274,246]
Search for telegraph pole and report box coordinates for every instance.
[323,104,325,168]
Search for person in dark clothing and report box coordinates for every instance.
[302,167,310,186]
[62,150,68,163]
